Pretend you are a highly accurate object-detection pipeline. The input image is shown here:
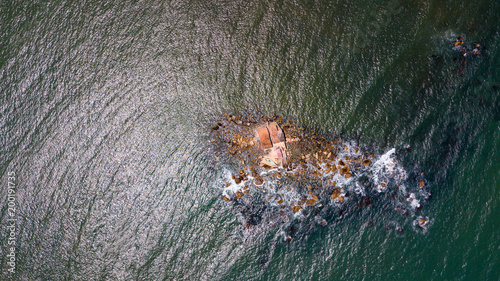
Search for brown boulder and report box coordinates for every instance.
[331,188,341,200]
[305,199,317,206]
[254,177,264,186]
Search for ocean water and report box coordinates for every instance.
[0,0,498,280]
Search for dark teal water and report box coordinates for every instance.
[1,0,498,280]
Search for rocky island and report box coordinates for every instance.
[210,114,431,240]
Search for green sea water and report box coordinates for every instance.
[0,0,498,280]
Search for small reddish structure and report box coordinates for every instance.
[257,127,273,149]
[255,122,288,168]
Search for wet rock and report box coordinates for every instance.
[340,166,349,175]
[305,199,317,206]
[254,177,264,186]
[331,188,341,200]
[417,217,429,228]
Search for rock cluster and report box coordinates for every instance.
[451,36,483,76]
[211,114,431,239]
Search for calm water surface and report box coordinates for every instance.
[0,0,499,280]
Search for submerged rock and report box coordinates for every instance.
[306,199,317,206]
